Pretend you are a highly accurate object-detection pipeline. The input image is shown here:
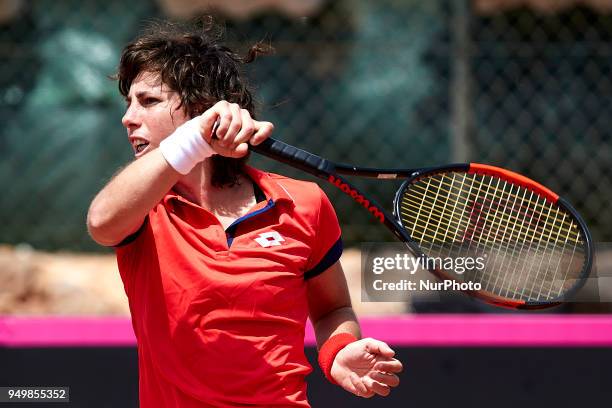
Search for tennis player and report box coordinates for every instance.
[87,19,402,407]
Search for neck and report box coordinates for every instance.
[173,159,255,217]
[173,159,213,207]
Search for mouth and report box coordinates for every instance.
[130,137,150,156]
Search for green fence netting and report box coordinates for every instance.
[1,0,609,251]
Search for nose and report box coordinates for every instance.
[122,104,140,129]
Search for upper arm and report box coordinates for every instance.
[87,204,145,247]
[304,185,348,322]
[307,260,353,323]
[303,186,343,279]
[86,149,178,246]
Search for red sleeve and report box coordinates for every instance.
[304,187,343,279]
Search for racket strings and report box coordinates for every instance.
[404,177,580,241]
[406,175,580,297]
[402,174,580,243]
[446,173,577,301]
[420,232,573,300]
[415,169,567,215]
[399,172,586,302]
[401,198,578,245]
[465,175,576,301]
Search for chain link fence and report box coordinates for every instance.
[1,0,609,251]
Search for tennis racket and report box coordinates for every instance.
[251,138,593,309]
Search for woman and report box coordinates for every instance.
[87,19,402,407]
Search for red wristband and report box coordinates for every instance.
[317,333,358,384]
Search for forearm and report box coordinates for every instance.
[312,306,361,350]
[87,149,180,246]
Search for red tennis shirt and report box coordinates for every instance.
[115,166,342,407]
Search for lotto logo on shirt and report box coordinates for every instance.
[254,231,285,247]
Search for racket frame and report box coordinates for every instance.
[392,165,593,309]
[251,138,593,309]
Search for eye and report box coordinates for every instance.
[143,97,160,105]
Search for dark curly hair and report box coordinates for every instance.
[116,17,271,187]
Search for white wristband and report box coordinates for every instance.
[159,118,215,175]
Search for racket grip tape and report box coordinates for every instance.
[251,137,332,178]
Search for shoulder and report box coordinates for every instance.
[248,166,329,210]
[263,171,340,232]
[268,172,325,205]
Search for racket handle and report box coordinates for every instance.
[251,137,332,178]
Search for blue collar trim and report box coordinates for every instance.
[225,199,276,247]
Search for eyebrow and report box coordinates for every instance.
[126,91,154,100]
[125,91,164,106]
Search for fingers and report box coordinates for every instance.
[349,372,374,398]
[347,368,400,399]
[363,375,391,397]
[363,338,396,359]
[370,370,400,388]
[231,109,255,148]
[224,103,244,146]
[250,121,274,146]
[202,101,273,157]
[335,338,402,399]
[197,110,220,144]
[373,358,403,374]
[211,102,240,146]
